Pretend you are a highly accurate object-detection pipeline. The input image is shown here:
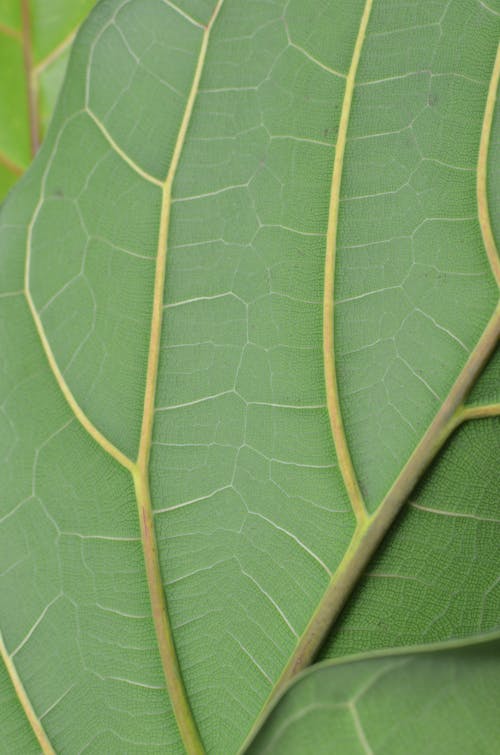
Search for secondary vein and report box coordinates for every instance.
[0,631,55,755]
[323,0,373,524]
[24,286,134,472]
[477,42,500,287]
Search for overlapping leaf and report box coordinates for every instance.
[247,632,500,754]
[0,0,96,199]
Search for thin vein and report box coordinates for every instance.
[477,42,500,286]
[410,501,500,524]
[0,631,55,754]
[33,30,77,75]
[323,0,373,525]
[0,150,23,176]
[349,701,373,754]
[24,285,134,471]
[86,109,163,186]
[162,0,204,28]
[0,21,21,40]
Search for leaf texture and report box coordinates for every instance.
[0,1,499,753]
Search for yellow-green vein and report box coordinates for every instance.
[132,3,224,754]
[459,402,500,421]
[323,0,373,526]
[477,42,500,286]
[23,285,134,472]
[0,631,55,755]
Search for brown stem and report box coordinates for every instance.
[21,0,39,156]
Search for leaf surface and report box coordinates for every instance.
[246,632,500,754]
[0,1,499,753]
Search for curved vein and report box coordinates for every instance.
[0,150,23,177]
[33,29,77,75]
[0,632,55,755]
[87,109,164,187]
[133,3,224,753]
[323,0,373,524]
[23,287,134,472]
[477,42,500,286]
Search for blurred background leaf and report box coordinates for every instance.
[0,0,96,200]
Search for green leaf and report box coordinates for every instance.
[0,0,97,200]
[246,631,500,754]
[0,1,499,753]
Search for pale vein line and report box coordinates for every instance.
[162,0,204,28]
[33,30,77,75]
[477,42,500,286]
[250,511,332,577]
[228,633,273,684]
[240,568,298,638]
[285,31,346,80]
[154,485,231,514]
[410,501,500,524]
[323,0,373,524]
[348,702,373,755]
[478,0,500,17]
[39,684,75,720]
[0,632,55,754]
[11,595,62,657]
[86,109,163,186]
